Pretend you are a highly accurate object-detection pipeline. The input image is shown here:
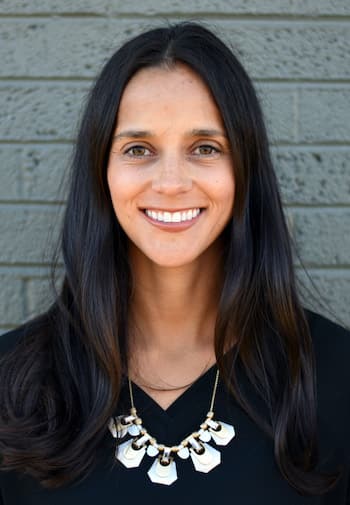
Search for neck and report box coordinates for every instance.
[126,242,225,388]
[128,245,223,355]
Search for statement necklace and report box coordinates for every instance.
[108,368,236,485]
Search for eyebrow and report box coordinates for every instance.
[112,128,228,141]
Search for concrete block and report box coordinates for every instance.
[223,23,350,81]
[0,145,71,201]
[0,204,63,263]
[0,20,47,77]
[0,84,88,141]
[20,147,70,201]
[298,88,350,143]
[0,0,349,15]
[25,276,55,320]
[297,268,350,328]
[258,86,296,143]
[291,208,350,266]
[0,147,22,199]
[1,20,349,80]
[273,149,350,205]
[0,271,24,325]
[0,19,145,78]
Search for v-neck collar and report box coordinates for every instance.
[115,363,222,448]
[112,347,241,448]
[129,361,219,418]
[117,344,237,420]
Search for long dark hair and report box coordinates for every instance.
[0,22,343,494]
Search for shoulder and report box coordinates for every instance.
[305,308,349,341]
[304,309,350,416]
[0,314,50,359]
[304,309,350,374]
[304,310,350,464]
[0,325,27,358]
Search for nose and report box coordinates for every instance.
[152,154,192,194]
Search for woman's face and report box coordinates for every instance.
[107,63,235,268]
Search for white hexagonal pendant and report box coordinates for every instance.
[116,439,147,468]
[190,443,221,473]
[147,458,178,485]
[209,421,235,446]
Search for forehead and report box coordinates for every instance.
[116,63,224,130]
[124,62,208,95]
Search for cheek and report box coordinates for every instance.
[218,186,235,224]
[213,173,235,210]
[107,160,147,195]
[107,172,125,220]
[107,170,142,226]
[108,169,132,203]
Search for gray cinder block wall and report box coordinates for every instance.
[0,0,349,332]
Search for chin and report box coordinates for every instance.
[146,253,201,269]
[128,240,213,268]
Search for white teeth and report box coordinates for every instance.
[144,208,201,223]
[172,212,181,223]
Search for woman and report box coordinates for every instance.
[0,22,349,504]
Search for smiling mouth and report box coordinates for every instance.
[141,208,204,223]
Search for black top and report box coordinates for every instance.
[0,310,350,504]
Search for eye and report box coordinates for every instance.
[193,144,220,156]
[124,145,153,157]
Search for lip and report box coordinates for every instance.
[140,208,204,232]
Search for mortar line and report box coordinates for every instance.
[0,13,350,22]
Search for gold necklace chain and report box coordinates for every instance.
[128,367,220,410]
[129,355,214,392]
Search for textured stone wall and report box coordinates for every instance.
[0,1,349,331]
